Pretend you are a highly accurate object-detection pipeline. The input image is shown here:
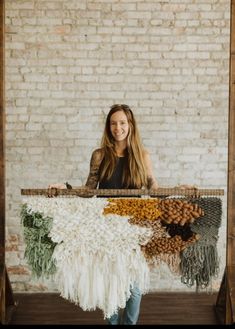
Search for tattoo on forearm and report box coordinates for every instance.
[85,150,103,189]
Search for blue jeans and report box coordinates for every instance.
[107,285,142,325]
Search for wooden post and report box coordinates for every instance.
[0,0,4,268]
[0,0,16,324]
[215,0,235,324]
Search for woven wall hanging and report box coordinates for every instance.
[20,195,222,319]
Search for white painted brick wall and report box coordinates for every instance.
[5,0,230,293]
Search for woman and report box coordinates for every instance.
[49,104,158,325]
[84,104,158,191]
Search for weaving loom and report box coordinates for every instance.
[20,188,223,319]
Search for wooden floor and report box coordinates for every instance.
[9,292,219,325]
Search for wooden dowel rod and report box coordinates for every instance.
[21,188,224,197]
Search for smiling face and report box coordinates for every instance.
[110,110,130,143]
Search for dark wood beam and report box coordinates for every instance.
[0,0,16,324]
[0,0,4,267]
[215,1,235,324]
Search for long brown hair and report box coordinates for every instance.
[99,104,148,188]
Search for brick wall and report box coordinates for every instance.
[5,0,230,292]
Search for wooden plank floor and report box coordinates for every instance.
[9,292,219,325]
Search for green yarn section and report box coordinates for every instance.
[180,244,219,290]
[180,197,222,290]
[21,204,57,279]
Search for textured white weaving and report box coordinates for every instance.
[23,196,153,318]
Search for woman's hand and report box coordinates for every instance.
[175,184,200,198]
[47,183,66,197]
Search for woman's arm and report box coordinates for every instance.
[85,148,104,189]
[143,150,158,190]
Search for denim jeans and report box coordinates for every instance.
[107,285,142,325]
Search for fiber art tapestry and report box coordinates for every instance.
[20,196,222,319]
